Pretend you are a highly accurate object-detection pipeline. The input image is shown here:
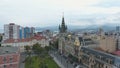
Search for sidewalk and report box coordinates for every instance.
[19,53,25,68]
[50,53,65,68]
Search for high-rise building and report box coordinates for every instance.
[116,26,120,50]
[4,23,20,40]
[4,23,35,40]
[24,27,30,38]
[31,27,35,36]
[19,27,35,39]
[24,27,35,38]
[116,26,120,33]
[19,27,24,39]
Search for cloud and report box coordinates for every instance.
[94,0,120,8]
[69,21,92,27]
[68,12,120,27]
[0,0,120,28]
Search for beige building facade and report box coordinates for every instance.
[2,36,49,52]
[99,35,117,53]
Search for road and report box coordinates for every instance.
[50,53,65,68]
[19,52,26,68]
[49,50,74,68]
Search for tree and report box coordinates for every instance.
[45,46,51,52]
[32,43,43,56]
[24,45,31,56]
[52,39,59,49]
[0,36,2,47]
[55,39,59,49]
[25,46,31,52]
[39,61,48,68]
[32,43,40,51]
[68,54,78,62]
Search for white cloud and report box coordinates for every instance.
[94,0,120,7]
[68,13,120,27]
[0,0,120,28]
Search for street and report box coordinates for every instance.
[49,50,74,68]
[19,52,26,68]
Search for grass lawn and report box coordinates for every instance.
[25,56,60,68]
[44,57,60,68]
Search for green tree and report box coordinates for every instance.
[32,43,40,51]
[39,61,48,68]
[32,43,43,56]
[0,36,2,41]
[52,39,59,49]
[24,45,31,56]
[45,46,51,52]
[0,36,2,47]
[25,46,31,52]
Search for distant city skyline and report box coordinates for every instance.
[0,0,120,28]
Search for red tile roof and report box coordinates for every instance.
[3,35,46,43]
[113,50,120,56]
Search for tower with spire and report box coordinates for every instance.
[59,14,67,33]
[58,13,68,54]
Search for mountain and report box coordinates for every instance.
[0,24,118,33]
[35,25,88,32]
[35,26,58,32]
[35,24,117,32]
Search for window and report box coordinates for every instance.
[3,57,6,63]
[4,65,6,68]
[9,56,13,63]
[10,64,12,68]
[109,59,113,64]
[99,55,102,59]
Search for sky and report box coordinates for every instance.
[0,0,120,28]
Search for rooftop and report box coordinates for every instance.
[3,35,46,43]
[94,47,105,51]
[93,47,120,59]
[81,47,118,60]
[113,50,120,56]
[0,46,19,55]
